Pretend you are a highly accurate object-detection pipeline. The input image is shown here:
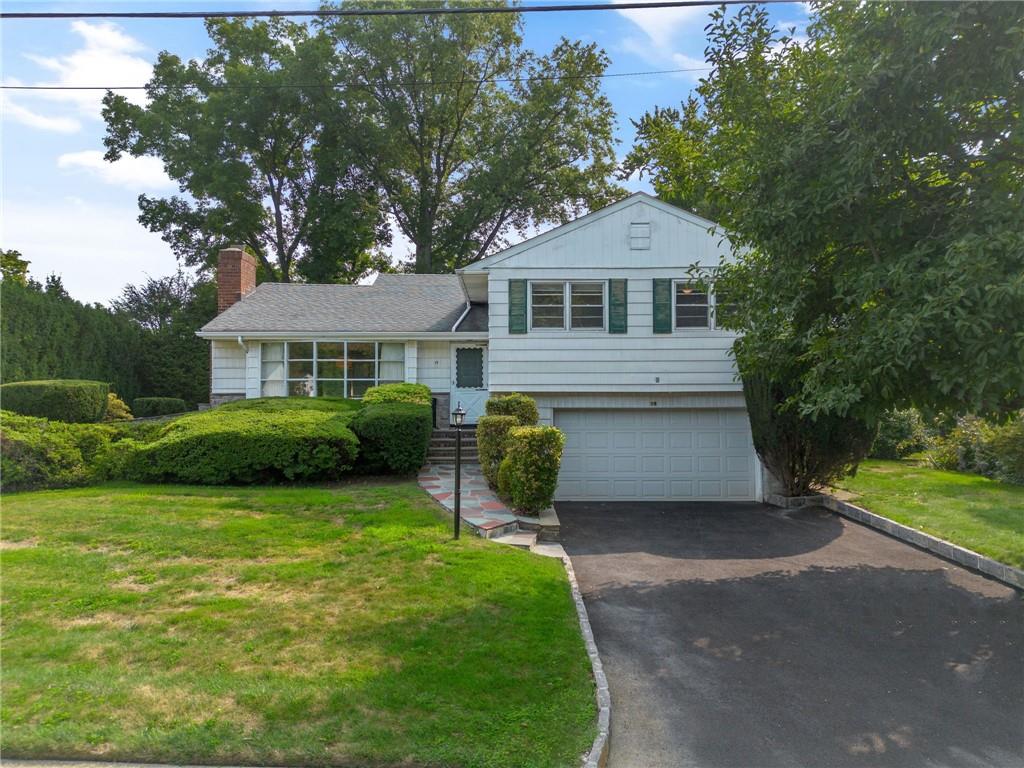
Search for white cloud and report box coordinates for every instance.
[0,92,82,133]
[2,21,152,134]
[613,0,708,50]
[613,0,711,79]
[0,197,179,305]
[57,150,175,190]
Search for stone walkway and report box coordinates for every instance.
[417,462,519,537]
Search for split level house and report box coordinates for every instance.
[198,192,767,502]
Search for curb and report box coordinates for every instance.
[561,554,611,768]
[766,493,1024,591]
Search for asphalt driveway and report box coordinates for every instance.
[557,502,1023,768]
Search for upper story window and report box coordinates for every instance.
[675,281,709,329]
[530,281,605,331]
[570,283,604,329]
[530,282,565,328]
[714,285,738,329]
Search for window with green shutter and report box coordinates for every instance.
[653,278,672,333]
[608,278,628,334]
[508,279,527,334]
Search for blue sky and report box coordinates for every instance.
[1,0,809,304]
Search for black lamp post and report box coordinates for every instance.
[451,403,466,540]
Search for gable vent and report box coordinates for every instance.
[630,222,651,250]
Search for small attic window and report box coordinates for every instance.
[630,222,651,250]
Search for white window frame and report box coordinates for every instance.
[260,341,404,398]
[528,280,607,332]
[711,281,735,331]
[672,278,713,331]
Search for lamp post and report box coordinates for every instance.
[451,403,466,539]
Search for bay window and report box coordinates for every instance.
[261,341,405,398]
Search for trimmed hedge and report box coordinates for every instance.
[217,397,360,413]
[496,425,565,514]
[350,403,432,475]
[362,383,432,406]
[0,411,118,491]
[477,415,519,489]
[485,392,539,426]
[1,379,109,423]
[127,407,359,484]
[133,397,188,417]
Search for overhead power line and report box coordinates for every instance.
[0,65,711,91]
[1,1,788,21]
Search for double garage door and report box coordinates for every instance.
[554,409,757,501]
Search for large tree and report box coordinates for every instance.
[626,1,1024,423]
[113,271,216,406]
[102,18,389,283]
[325,0,621,273]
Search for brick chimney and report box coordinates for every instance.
[217,246,257,313]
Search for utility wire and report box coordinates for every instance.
[0,65,711,91]
[1,1,789,20]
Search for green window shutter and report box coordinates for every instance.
[508,279,527,334]
[608,279,628,334]
[653,278,672,334]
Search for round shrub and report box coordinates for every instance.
[128,408,359,484]
[496,425,565,514]
[362,383,432,406]
[1,379,109,423]
[133,397,188,417]
[870,408,927,459]
[104,393,133,421]
[477,414,519,488]
[484,392,539,426]
[350,402,432,475]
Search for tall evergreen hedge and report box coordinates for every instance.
[1,282,144,401]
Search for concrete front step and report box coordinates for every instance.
[425,438,477,450]
[427,452,480,462]
[491,531,537,550]
[513,507,561,543]
[432,429,477,439]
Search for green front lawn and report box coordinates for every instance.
[835,460,1024,569]
[1,482,595,767]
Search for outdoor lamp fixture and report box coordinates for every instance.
[451,403,466,540]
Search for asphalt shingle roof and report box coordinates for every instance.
[201,273,484,334]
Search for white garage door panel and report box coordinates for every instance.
[554,409,756,501]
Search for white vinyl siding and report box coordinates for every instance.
[489,278,738,392]
[416,340,451,392]
[211,340,246,394]
[483,197,741,393]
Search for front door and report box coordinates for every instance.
[450,345,488,424]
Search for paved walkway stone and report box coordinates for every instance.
[417,462,517,535]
